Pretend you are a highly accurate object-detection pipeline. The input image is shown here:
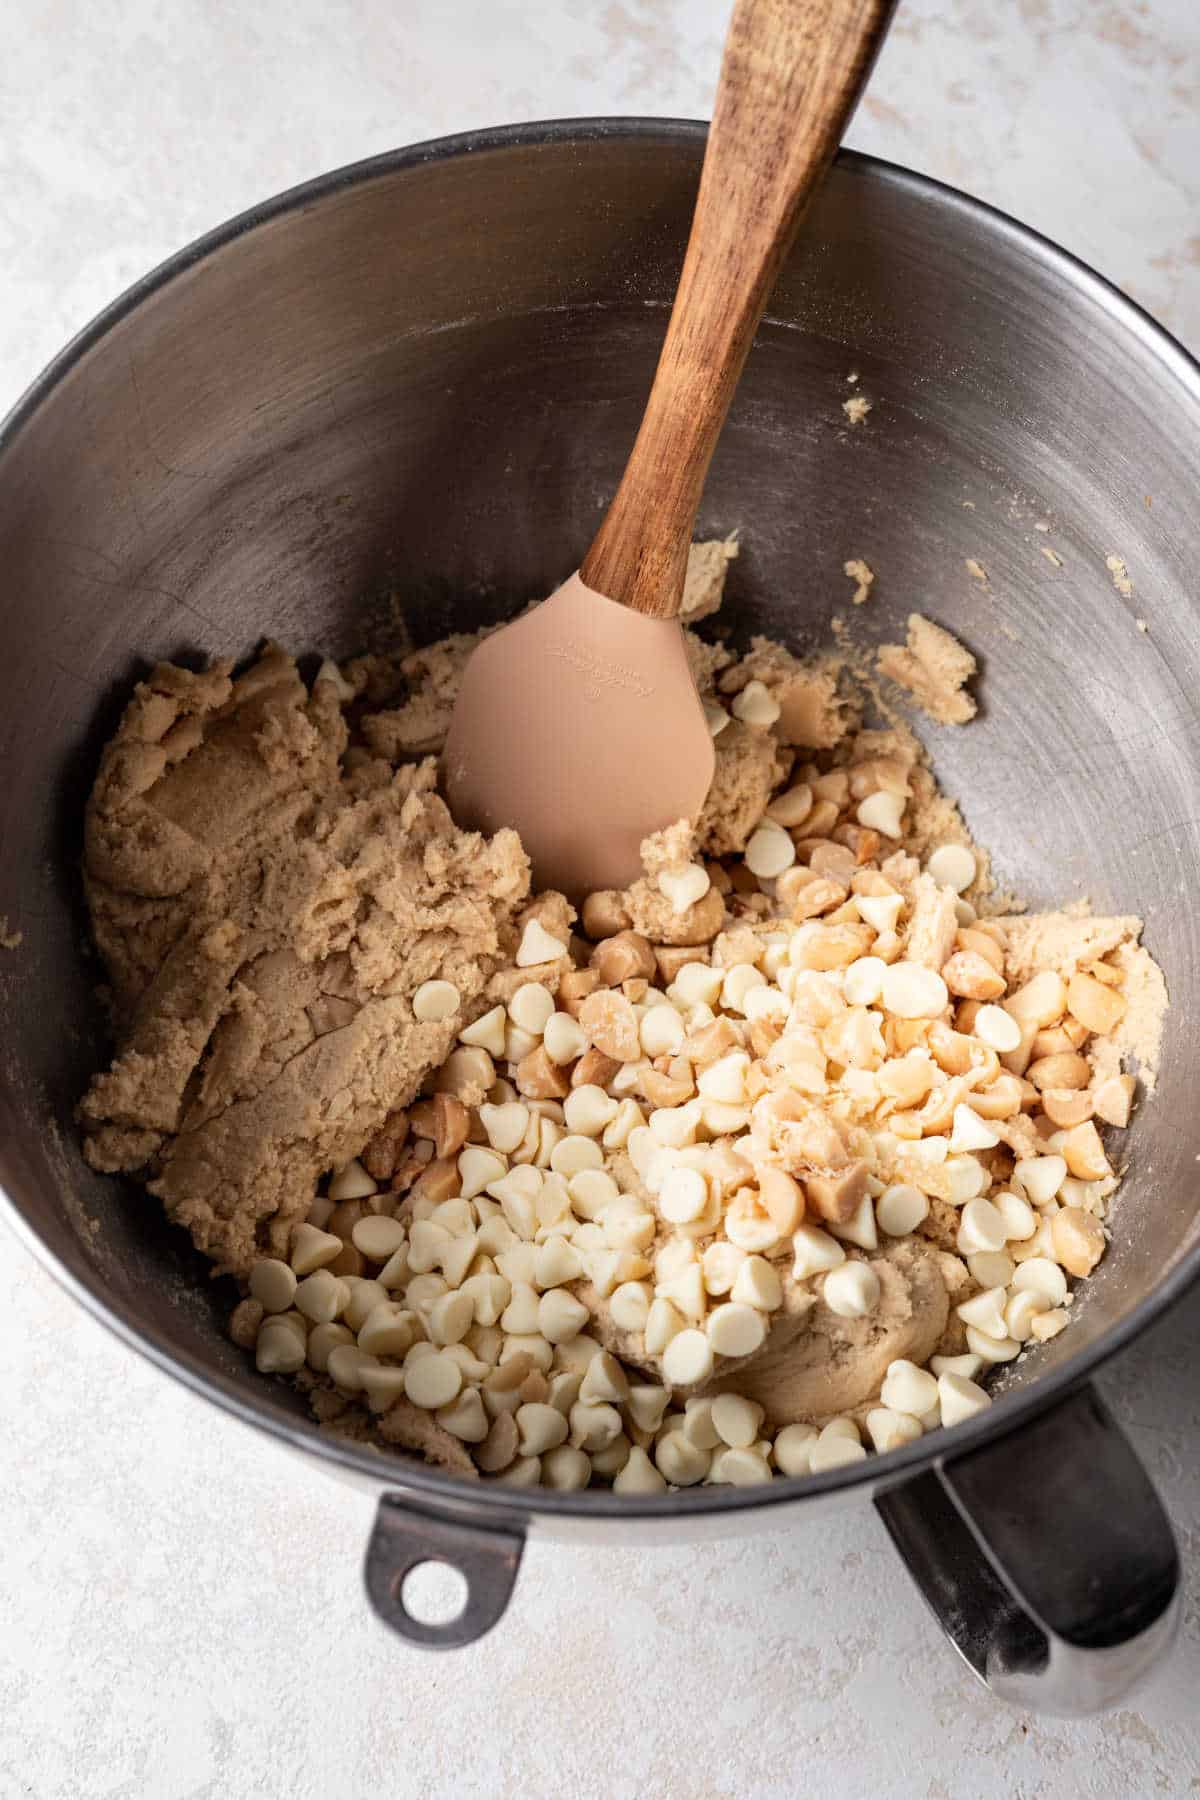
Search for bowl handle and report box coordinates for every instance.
[875,1381,1180,1715]
[363,1493,525,1649]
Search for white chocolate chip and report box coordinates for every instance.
[809,1431,868,1473]
[1012,1155,1068,1206]
[403,1349,463,1410]
[613,1446,668,1494]
[479,1101,531,1153]
[967,1250,1015,1289]
[655,1433,711,1485]
[579,1350,630,1404]
[880,1359,939,1415]
[458,1145,507,1200]
[857,892,904,934]
[927,844,977,893]
[956,1197,1007,1256]
[857,791,905,838]
[938,1371,992,1426]
[956,1286,1009,1337]
[255,1318,307,1374]
[508,982,555,1035]
[459,1005,508,1056]
[413,978,460,1022]
[427,1291,474,1346]
[823,1261,881,1318]
[640,1004,686,1057]
[709,1446,774,1486]
[865,1407,923,1453]
[326,1345,379,1391]
[949,1104,1000,1153]
[249,1258,297,1314]
[351,1216,407,1262]
[516,1402,569,1456]
[516,920,568,967]
[293,1270,343,1324]
[701,1240,747,1295]
[705,1302,767,1359]
[994,1190,1037,1241]
[327,1159,379,1201]
[569,1400,623,1451]
[307,1321,355,1372]
[711,1394,764,1448]
[437,1388,488,1442]
[730,1255,783,1312]
[550,1134,603,1178]
[720,965,767,1015]
[1012,1257,1069,1306]
[732,679,781,727]
[773,1423,818,1476]
[609,1281,653,1332]
[563,1085,619,1136]
[662,1328,716,1387]
[745,824,796,879]
[541,1445,592,1490]
[697,1050,750,1104]
[791,1224,847,1280]
[875,1184,929,1236]
[965,1325,1020,1363]
[843,955,887,1006]
[289,1224,343,1276]
[659,1165,710,1225]
[1005,1289,1051,1340]
[538,1288,591,1344]
[659,864,711,914]
[672,963,725,1008]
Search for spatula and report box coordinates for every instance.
[445,0,894,898]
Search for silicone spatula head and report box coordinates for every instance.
[444,572,715,897]
[444,0,893,897]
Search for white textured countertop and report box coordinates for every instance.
[3,2,1200,1793]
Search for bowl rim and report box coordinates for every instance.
[3,116,1199,1524]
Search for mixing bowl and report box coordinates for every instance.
[1,121,1196,1716]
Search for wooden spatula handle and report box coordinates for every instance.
[581,0,894,619]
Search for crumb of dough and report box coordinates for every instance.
[844,558,874,605]
[1106,553,1134,597]
[843,395,872,425]
[846,371,860,386]
[1136,618,1149,633]
[680,536,739,623]
[696,721,790,855]
[876,613,978,726]
[639,817,697,879]
[1042,546,1063,568]
[78,644,531,1276]
[719,637,860,751]
[0,916,21,950]
[965,559,989,585]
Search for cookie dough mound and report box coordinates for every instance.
[79,645,530,1275]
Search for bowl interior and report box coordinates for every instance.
[2,128,1198,1478]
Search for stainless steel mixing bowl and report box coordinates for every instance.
[1,121,1197,1716]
